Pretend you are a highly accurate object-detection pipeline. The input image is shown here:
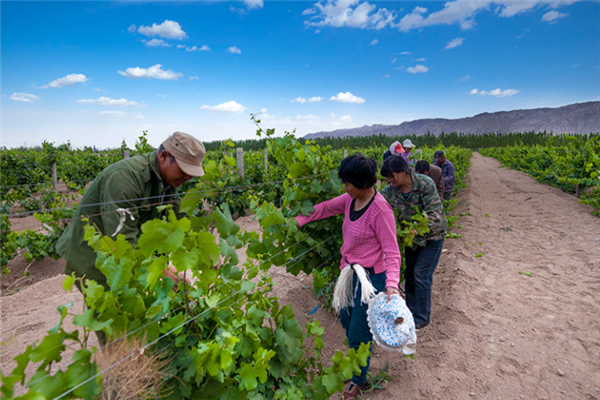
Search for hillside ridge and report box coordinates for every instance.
[304,101,600,139]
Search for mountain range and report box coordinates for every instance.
[304,101,600,139]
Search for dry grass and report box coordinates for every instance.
[96,337,173,400]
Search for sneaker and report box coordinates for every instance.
[342,382,366,400]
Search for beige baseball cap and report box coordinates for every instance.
[162,131,206,177]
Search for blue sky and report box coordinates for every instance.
[2,0,600,149]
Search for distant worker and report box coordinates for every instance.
[382,140,404,161]
[402,139,416,167]
[57,131,207,289]
[433,150,455,201]
[415,160,445,201]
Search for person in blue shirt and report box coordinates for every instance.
[433,150,455,201]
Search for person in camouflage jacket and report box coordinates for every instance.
[381,155,447,329]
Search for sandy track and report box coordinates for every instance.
[356,152,600,400]
[2,153,599,399]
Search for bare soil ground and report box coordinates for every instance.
[2,153,599,399]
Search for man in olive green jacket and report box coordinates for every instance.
[415,160,445,201]
[56,132,206,287]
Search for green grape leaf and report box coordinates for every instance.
[29,332,66,368]
[99,256,134,292]
[147,255,168,286]
[322,373,342,394]
[73,309,114,335]
[62,274,76,291]
[196,232,220,266]
[239,363,260,391]
[27,370,65,399]
[213,205,239,238]
[65,349,100,400]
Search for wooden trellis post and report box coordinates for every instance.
[51,163,58,191]
[237,148,244,179]
[264,149,268,172]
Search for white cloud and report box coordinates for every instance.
[200,100,246,114]
[340,115,352,122]
[78,96,139,107]
[397,1,488,31]
[92,87,102,92]
[406,64,429,74]
[370,39,379,45]
[302,1,579,33]
[396,5,430,31]
[292,96,323,104]
[227,46,242,54]
[43,73,88,89]
[177,44,186,49]
[304,0,396,30]
[118,64,183,81]
[459,74,470,82]
[329,92,365,104]
[497,1,562,18]
[542,10,568,22]
[396,1,580,32]
[189,76,200,81]
[145,39,171,48]
[186,45,211,52]
[230,0,264,14]
[397,51,412,55]
[445,37,465,49]
[470,87,520,97]
[137,20,187,40]
[416,58,426,62]
[127,24,137,33]
[381,74,390,79]
[157,94,166,98]
[10,93,39,103]
[244,0,264,9]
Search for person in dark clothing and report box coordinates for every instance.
[415,160,445,201]
[433,150,455,201]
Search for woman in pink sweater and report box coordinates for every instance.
[295,154,401,400]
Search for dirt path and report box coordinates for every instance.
[359,152,600,400]
[2,153,599,399]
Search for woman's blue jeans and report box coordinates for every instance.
[404,239,444,327]
[339,268,387,386]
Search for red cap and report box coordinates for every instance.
[395,144,405,154]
